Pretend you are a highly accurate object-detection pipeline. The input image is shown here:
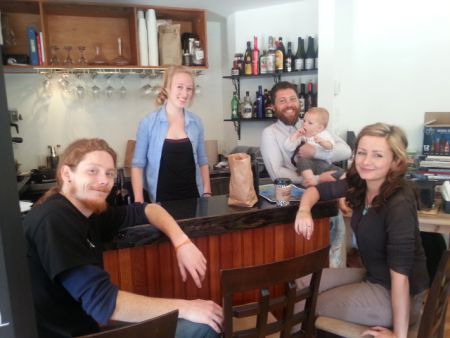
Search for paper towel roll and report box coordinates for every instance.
[146,9,159,66]
[138,17,149,66]
[205,140,218,169]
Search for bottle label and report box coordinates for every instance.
[299,97,305,113]
[275,50,283,70]
[265,106,274,118]
[267,54,275,73]
[245,63,252,75]
[285,59,292,72]
[305,58,314,70]
[195,50,204,60]
[295,58,304,71]
[243,105,253,118]
[260,56,268,74]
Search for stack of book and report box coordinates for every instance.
[418,155,450,181]
[27,26,45,66]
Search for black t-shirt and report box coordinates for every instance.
[317,179,429,295]
[156,138,199,202]
[23,194,148,338]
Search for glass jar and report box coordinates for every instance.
[274,178,292,206]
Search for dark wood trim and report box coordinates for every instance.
[0,46,38,338]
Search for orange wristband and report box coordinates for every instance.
[175,238,191,251]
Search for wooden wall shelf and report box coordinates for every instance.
[0,1,208,70]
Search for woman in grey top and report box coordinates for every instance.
[295,123,428,338]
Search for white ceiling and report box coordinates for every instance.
[86,0,303,17]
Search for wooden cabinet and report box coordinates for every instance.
[0,1,207,70]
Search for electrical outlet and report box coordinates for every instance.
[9,109,19,123]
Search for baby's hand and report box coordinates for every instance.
[297,128,306,136]
[313,135,324,143]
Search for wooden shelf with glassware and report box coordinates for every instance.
[0,0,207,74]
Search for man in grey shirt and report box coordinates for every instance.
[261,81,351,267]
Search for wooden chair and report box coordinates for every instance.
[77,310,178,338]
[315,249,450,338]
[221,246,329,338]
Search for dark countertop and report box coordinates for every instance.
[113,194,338,249]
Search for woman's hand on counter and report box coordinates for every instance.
[175,239,207,288]
[295,209,314,240]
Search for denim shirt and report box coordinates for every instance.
[132,105,208,202]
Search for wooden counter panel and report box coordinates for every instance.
[103,218,330,304]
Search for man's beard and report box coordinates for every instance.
[276,108,299,126]
[71,186,109,214]
[80,198,108,214]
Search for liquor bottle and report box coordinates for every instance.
[284,41,293,72]
[252,36,260,75]
[264,89,274,118]
[275,37,285,72]
[256,85,264,118]
[305,36,315,70]
[259,35,268,74]
[244,41,252,75]
[298,83,306,119]
[266,36,276,73]
[231,91,239,119]
[231,59,239,76]
[294,37,305,71]
[192,40,204,66]
[252,91,258,118]
[242,91,253,118]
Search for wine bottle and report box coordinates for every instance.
[244,41,252,75]
[305,36,315,70]
[231,91,239,119]
[275,37,285,72]
[315,44,318,69]
[294,37,305,71]
[252,36,259,75]
[284,42,293,72]
[305,82,314,112]
[298,83,306,119]
[266,36,276,73]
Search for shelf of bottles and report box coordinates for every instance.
[224,35,318,139]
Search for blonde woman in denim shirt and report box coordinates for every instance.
[132,66,211,203]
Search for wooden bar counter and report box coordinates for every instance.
[103,195,338,304]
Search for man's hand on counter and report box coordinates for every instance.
[175,238,207,288]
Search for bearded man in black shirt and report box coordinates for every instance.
[24,138,222,338]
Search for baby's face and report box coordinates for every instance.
[303,113,325,137]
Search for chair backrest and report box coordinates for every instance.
[221,246,329,338]
[78,310,178,338]
[417,249,450,338]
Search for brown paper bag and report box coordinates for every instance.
[158,24,182,65]
[228,153,258,207]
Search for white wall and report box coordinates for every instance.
[322,0,450,152]
[225,0,319,148]
[8,20,225,172]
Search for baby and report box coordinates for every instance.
[284,107,345,187]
